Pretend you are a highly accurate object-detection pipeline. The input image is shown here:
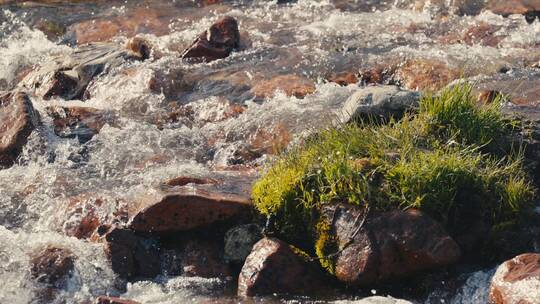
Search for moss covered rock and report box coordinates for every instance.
[252,84,536,285]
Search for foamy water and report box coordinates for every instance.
[1,0,540,302]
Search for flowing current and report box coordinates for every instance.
[1,0,539,303]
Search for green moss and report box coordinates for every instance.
[315,219,337,274]
[252,83,536,270]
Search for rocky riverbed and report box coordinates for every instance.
[2,0,540,303]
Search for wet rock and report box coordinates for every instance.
[125,37,152,60]
[30,246,75,288]
[104,227,160,280]
[327,72,359,86]
[62,194,128,240]
[486,1,540,17]
[148,67,192,100]
[95,296,141,304]
[0,91,40,168]
[128,188,252,233]
[477,90,505,104]
[332,296,413,304]
[45,106,116,143]
[68,8,169,44]
[339,85,420,123]
[440,21,501,47]
[164,176,218,187]
[247,122,292,155]
[489,253,540,304]
[35,20,66,41]
[179,240,232,278]
[359,66,396,85]
[224,224,263,264]
[396,59,460,91]
[238,237,328,297]
[321,203,461,286]
[251,74,316,99]
[182,16,240,62]
[20,42,149,100]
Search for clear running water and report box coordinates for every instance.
[1,0,540,303]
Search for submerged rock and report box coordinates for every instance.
[30,246,75,288]
[45,106,116,143]
[177,239,232,278]
[332,296,413,304]
[19,39,151,100]
[321,203,460,287]
[339,85,420,123]
[182,16,240,62]
[489,253,540,304]
[327,72,359,86]
[104,227,160,280]
[0,91,40,168]
[67,7,169,44]
[95,296,141,304]
[237,237,328,297]
[128,188,252,233]
[251,74,316,99]
[396,59,460,91]
[224,224,262,264]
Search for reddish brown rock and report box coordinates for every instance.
[148,67,192,100]
[251,75,316,99]
[477,90,504,104]
[178,240,232,278]
[359,66,396,85]
[489,253,540,304]
[104,227,160,280]
[69,8,169,44]
[62,194,127,240]
[327,72,359,86]
[95,296,141,304]
[128,188,252,233]
[0,91,40,168]
[487,0,540,16]
[125,37,152,60]
[238,238,328,297]
[182,16,240,62]
[45,106,116,143]
[396,59,460,91]
[248,122,292,155]
[462,22,501,47]
[30,246,75,287]
[321,203,461,286]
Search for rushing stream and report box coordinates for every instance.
[1,0,540,303]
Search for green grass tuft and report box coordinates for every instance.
[252,83,536,267]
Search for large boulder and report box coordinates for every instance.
[19,38,150,100]
[128,187,252,234]
[0,91,40,168]
[489,253,540,304]
[237,237,329,297]
[182,16,240,62]
[339,85,420,123]
[321,203,461,286]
